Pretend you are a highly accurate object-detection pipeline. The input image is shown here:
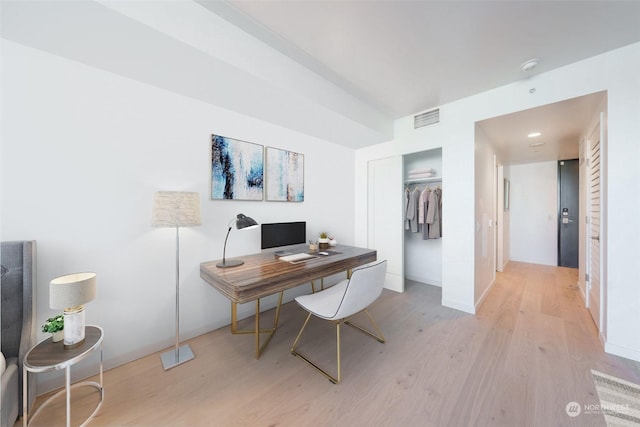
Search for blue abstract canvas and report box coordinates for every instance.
[211,135,264,200]
[265,147,304,202]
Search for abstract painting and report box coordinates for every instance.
[265,147,304,202]
[211,135,264,200]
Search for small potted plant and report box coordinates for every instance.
[42,314,64,342]
[319,232,330,249]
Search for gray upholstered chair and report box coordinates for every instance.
[1,241,36,427]
[291,260,387,384]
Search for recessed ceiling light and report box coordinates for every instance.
[521,58,539,72]
[528,132,541,138]
[529,142,545,148]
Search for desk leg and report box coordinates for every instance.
[230,292,284,359]
[231,301,239,334]
[254,299,260,358]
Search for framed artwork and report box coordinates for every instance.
[265,147,304,202]
[211,135,264,200]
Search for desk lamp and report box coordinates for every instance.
[217,213,259,268]
[50,272,97,349]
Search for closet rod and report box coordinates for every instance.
[405,177,442,184]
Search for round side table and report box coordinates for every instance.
[23,325,104,427]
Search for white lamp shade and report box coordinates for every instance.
[50,272,97,309]
[152,191,202,228]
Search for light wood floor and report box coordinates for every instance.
[23,262,640,426]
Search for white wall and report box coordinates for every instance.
[356,42,640,361]
[604,47,640,360]
[474,125,497,307]
[1,40,356,390]
[509,161,558,266]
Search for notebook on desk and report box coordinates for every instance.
[279,253,316,263]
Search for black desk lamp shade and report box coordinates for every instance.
[217,214,258,268]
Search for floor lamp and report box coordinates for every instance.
[152,191,202,370]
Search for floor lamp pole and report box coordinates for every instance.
[160,225,195,370]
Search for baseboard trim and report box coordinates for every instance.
[404,274,442,287]
[475,278,497,311]
[442,298,475,315]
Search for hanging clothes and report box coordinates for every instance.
[437,187,442,237]
[404,187,411,230]
[426,187,441,239]
[406,187,421,233]
[419,187,431,240]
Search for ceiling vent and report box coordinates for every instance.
[414,108,440,129]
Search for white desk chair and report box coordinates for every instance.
[290,260,387,383]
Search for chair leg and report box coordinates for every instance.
[336,321,341,383]
[291,312,312,351]
[291,314,341,384]
[344,308,385,343]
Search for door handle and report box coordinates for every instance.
[591,235,600,241]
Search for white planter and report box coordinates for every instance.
[51,330,64,342]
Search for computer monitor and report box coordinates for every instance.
[261,221,306,249]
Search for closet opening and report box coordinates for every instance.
[403,148,443,288]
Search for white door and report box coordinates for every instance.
[587,119,603,330]
[367,156,404,292]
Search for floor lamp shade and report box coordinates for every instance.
[152,191,202,227]
[151,190,202,370]
[50,272,97,349]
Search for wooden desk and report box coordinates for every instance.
[200,244,377,358]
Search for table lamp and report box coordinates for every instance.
[216,213,259,268]
[152,191,202,370]
[50,272,97,349]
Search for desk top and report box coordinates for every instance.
[200,244,376,303]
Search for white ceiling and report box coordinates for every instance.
[477,91,605,165]
[201,0,640,164]
[212,0,640,118]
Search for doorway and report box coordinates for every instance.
[477,91,607,340]
[558,159,579,268]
